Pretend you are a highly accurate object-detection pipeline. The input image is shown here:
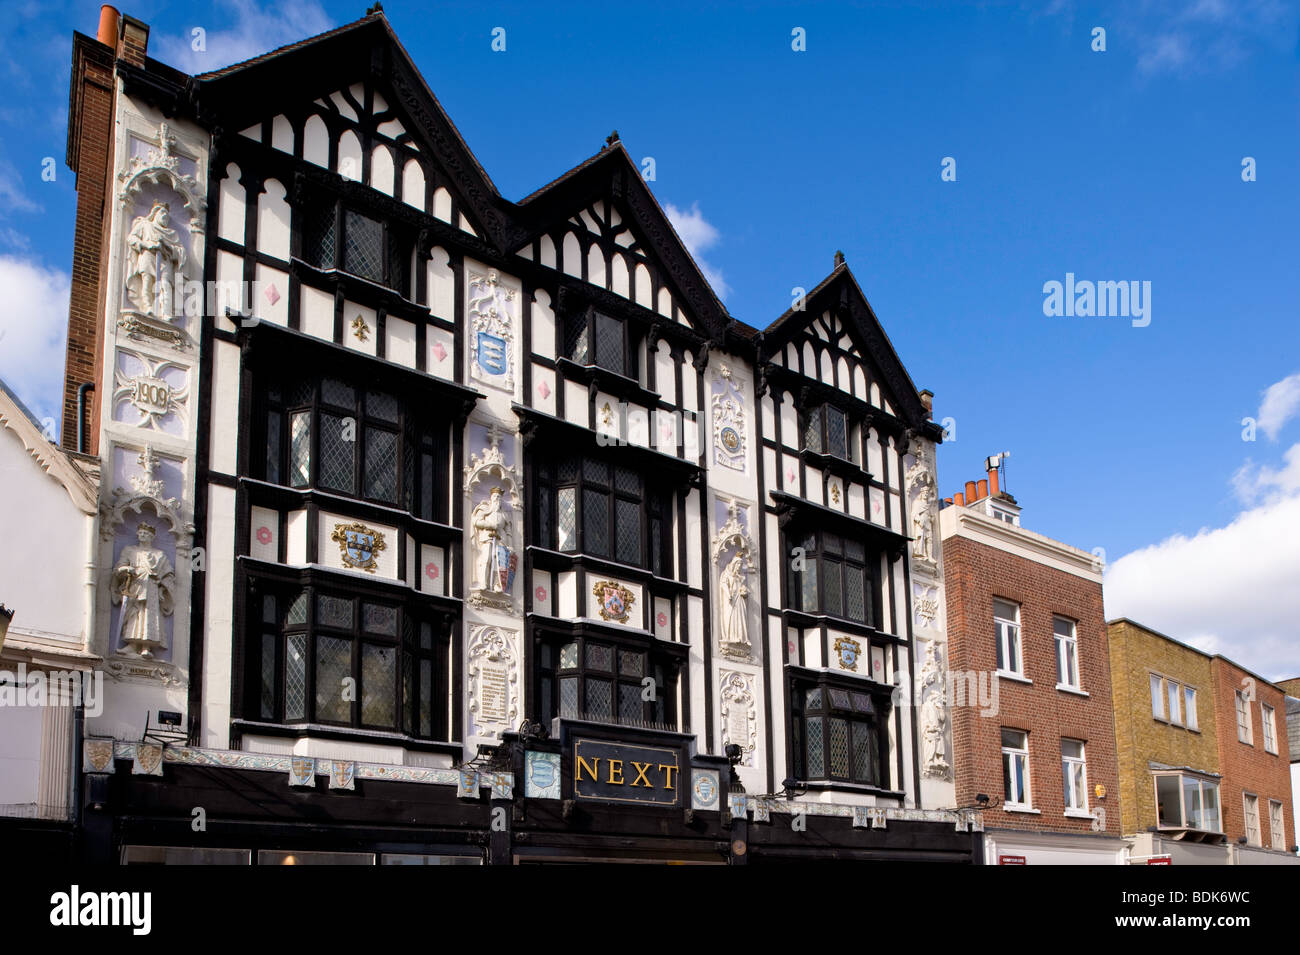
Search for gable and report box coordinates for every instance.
[194,16,510,250]
[763,268,933,432]
[511,146,730,341]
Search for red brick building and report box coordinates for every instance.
[939,459,1124,864]
[1210,657,1294,851]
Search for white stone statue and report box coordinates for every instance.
[111,523,176,658]
[125,202,186,319]
[719,552,750,650]
[911,484,934,562]
[470,486,514,594]
[920,640,949,778]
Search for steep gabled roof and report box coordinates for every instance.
[513,141,732,340]
[193,13,518,251]
[0,379,97,514]
[763,260,933,431]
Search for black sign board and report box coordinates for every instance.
[572,738,682,806]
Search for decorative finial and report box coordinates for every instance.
[366,2,384,15]
[605,130,620,148]
[834,250,845,268]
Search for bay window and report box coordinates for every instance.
[247,583,450,739]
[790,677,889,788]
[1154,773,1221,832]
[534,632,679,730]
[302,196,414,298]
[803,404,851,460]
[563,308,639,379]
[260,372,448,520]
[787,528,873,625]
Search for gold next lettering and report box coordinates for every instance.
[658,763,679,790]
[630,762,653,787]
[607,759,624,785]
[576,755,601,782]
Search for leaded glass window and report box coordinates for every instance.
[792,677,887,787]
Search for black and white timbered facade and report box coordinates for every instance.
[70,9,976,864]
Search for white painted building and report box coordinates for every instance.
[56,8,974,863]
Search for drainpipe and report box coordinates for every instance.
[76,382,94,454]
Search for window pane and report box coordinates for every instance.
[851,721,876,785]
[804,688,824,711]
[1202,784,1220,832]
[804,412,822,453]
[260,632,276,720]
[583,457,610,485]
[285,591,308,626]
[829,718,850,777]
[618,684,642,724]
[828,689,851,710]
[362,603,397,636]
[316,594,353,630]
[618,651,644,677]
[1184,687,1197,728]
[420,452,436,521]
[367,390,399,422]
[557,487,576,551]
[320,413,355,492]
[823,559,843,617]
[594,312,624,374]
[615,498,641,565]
[1053,616,1074,638]
[800,560,818,613]
[361,644,396,727]
[1182,776,1202,830]
[585,643,612,671]
[844,538,865,561]
[584,488,610,557]
[266,412,282,484]
[585,678,612,718]
[364,427,398,503]
[559,643,578,669]
[1001,728,1026,749]
[1151,675,1165,719]
[343,209,383,281]
[565,315,589,363]
[315,636,352,723]
[1155,775,1182,827]
[289,412,311,488]
[826,407,847,458]
[806,718,824,778]
[302,200,336,268]
[845,565,866,622]
[419,659,433,737]
[321,378,355,408]
[993,599,1019,622]
[1168,681,1181,724]
[559,676,578,717]
[614,466,639,494]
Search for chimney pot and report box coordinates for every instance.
[964,481,977,502]
[977,479,988,499]
[97,5,120,48]
[988,466,1000,496]
[954,492,965,506]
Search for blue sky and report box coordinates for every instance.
[1,0,1297,676]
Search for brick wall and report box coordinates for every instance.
[1211,657,1294,850]
[60,34,117,454]
[943,534,1121,836]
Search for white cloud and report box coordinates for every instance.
[663,201,730,300]
[0,158,41,215]
[1137,33,1192,74]
[1257,371,1300,440]
[154,0,333,75]
[1104,490,1300,680]
[0,255,69,429]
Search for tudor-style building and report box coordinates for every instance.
[61,6,978,863]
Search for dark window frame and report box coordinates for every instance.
[260,372,449,521]
[534,632,679,731]
[302,196,414,298]
[563,307,641,380]
[532,449,673,577]
[789,675,889,788]
[248,583,450,740]
[786,526,875,626]
[803,403,853,461]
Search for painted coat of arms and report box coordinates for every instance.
[331,522,386,573]
[833,636,862,672]
[592,580,636,624]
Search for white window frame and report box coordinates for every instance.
[1183,685,1198,731]
[1269,800,1285,851]
[1243,792,1261,846]
[1166,678,1182,726]
[1001,728,1031,809]
[1061,739,1088,815]
[1235,690,1253,745]
[1262,703,1277,754]
[994,600,1022,678]
[1153,772,1222,833]
[1150,673,1165,720]
[1053,616,1080,690]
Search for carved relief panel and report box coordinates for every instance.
[710,496,758,661]
[466,624,520,739]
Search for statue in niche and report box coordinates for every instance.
[919,640,950,779]
[719,552,750,652]
[125,201,186,320]
[111,522,176,658]
[911,483,935,562]
[470,486,515,595]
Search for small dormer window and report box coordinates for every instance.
[804,405,849,459]
[564,309,636,379]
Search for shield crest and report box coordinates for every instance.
[85,740,115,773]
[289,756,316,787]
[591,580,636,623]
[331,522,386,572]
[346,530,374,565]
[834,636,862,672]
[496,545,517,593]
